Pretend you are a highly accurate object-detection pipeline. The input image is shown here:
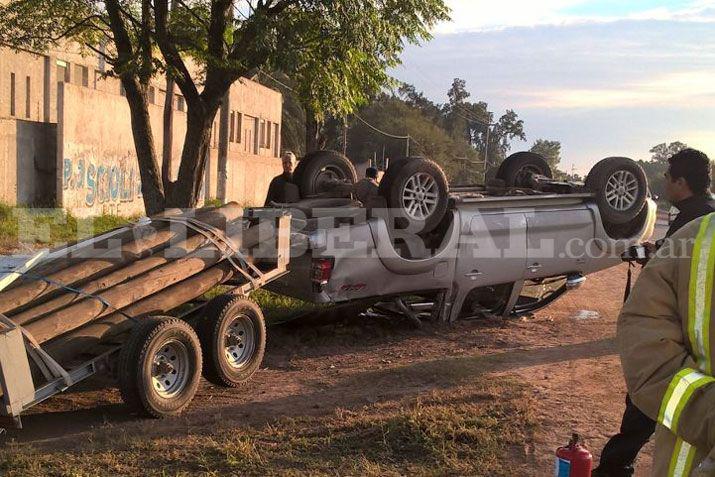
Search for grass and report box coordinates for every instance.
[0,380,537,476]
[0,203,132,251]
[197,286,323,325]
[252,289,324,324]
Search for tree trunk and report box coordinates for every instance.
[305,106,323,153]
[167,104,219,207]
[121,77,166,215]
[216,92,230,202]
[162,76,175,190]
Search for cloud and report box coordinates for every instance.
[395,18,715,171]
[436,0,715,33]
[515,72,715,109]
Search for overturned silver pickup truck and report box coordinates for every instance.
[263,151,656,323]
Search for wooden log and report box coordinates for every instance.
[45,265,236,365]
[0,204,242,315]
[22,220,274,344]
[10,233,210,325]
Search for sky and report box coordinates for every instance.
[392,0,715,174]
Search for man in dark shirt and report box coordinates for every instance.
[264,151,300,206]
[354,167,380,205]
[594,148,714,477]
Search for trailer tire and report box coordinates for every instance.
[586,157,647,225]
[118,316,202,418]
[379,157,449,234]
[198,295,266,387]
[294,150,357,197]
[496,152,553,187]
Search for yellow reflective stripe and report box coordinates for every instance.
[668,437,697,477]
[658,368,715,432]
[689,214,715,374]
[704,216,715,373]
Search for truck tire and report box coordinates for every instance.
[586,157,647,225]
[379,157,449,234]
[118,316,202,418]
[198,295,266,387]
[294,150,357,197]
[379,157,415,196]
[496,152,553,187]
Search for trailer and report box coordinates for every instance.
[0,212,290,427]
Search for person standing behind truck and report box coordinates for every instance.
[265,151,300,206]
[617,213,715,477]
[354,167,380,205]
[595,148,714,477]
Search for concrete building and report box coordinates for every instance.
[0,44,283,217]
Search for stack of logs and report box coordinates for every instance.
[0,203,275,367]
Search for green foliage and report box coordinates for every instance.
[0,0,450,210]
[638,141,689,199]
[335,95,480,183]
[529,139,562,171]
[329,79,528,184]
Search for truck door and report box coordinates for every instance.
[455,210,528,287]
[524,208,595,279]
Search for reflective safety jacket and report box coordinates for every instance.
[618,213,715,476]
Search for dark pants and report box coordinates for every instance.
[597,394,655,475]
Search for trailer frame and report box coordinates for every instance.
[0,213,291,428]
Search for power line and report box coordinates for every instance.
[353,113,409,140]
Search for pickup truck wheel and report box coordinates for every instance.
[118,317,202,418]
[497,152,553,187]
[198,295,266,387]
[379,157,412,194]
[294,150,357,197]
[380,158,449,234]
[586,157,647,225]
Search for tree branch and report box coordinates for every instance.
[154,0,201,105]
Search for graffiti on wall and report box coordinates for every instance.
[62,152,142,207]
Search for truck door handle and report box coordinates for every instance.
[465,270,483,279]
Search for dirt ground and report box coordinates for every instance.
[0,260,656,475]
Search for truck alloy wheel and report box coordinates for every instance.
[118,316,202,418]
[586,157,648,225]
[198,295,266,387]
[496,152,553,188]
[379,157,449,234]
[402,172,440,220]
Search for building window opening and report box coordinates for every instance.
[176,95,185,112]
[229,111,235,142]
[56,60,70,83]
[10,73,16,116]
[236,113,242,143]
[25,76,31,119]
[148,86,156,104]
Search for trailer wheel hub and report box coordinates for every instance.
[151,340,190,398]
[224,314,255,369]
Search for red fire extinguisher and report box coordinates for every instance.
[555,433,592,477]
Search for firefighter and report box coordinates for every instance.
[595,149,714,477]
[617,213,715,476]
